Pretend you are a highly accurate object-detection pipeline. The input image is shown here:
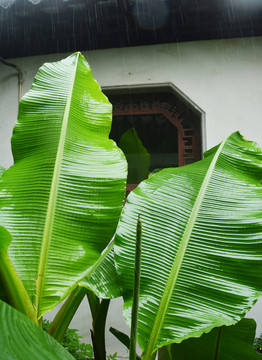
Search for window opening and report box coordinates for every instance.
[108,91,202,192]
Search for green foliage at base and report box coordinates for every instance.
[43,319,93,360]
[43,320,118,360]
[254,334,262,354]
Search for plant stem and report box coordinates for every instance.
[87,290,110,360]
[87,289,100,319]
[129,215,142,360]
[48,286,86,342]
[0,245,38,324]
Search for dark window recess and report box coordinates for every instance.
[108,92,202,191]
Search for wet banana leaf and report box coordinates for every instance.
[0,300,74,359]
[0,226,37,322]
[80,238,121,298]
[0,53,127,318]
[171,318,262,360]
[115,132,262,359]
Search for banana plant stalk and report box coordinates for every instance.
[87,290,110,360]
[48,286,87,342]
[129,216,142,360]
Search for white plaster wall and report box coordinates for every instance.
[1,36,262,353]
[1,36,262,168]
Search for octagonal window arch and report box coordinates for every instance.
[103,84,205,192]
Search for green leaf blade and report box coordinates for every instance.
[171,318,262,360]
[115,132,262,356]
[110,327,131,350]
[0,300,74,360]
[80,239,121,299]
[0,53,127,317]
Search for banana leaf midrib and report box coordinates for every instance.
[37,237,117,316]
[142,136,228,360]
[82,238,115,281]
[35,53,80,316]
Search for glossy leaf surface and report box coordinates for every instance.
[80,239,121,298]
[171,318,262,359]
[0,300,74,359]
[0,226,37,322]
[115,132,262,357]
[0,53,127,317]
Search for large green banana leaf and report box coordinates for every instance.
[80,238,121,298]
[171,318,262,359]
[0,53,127,318]
[0,300,74,359]
[115,132,262,359]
